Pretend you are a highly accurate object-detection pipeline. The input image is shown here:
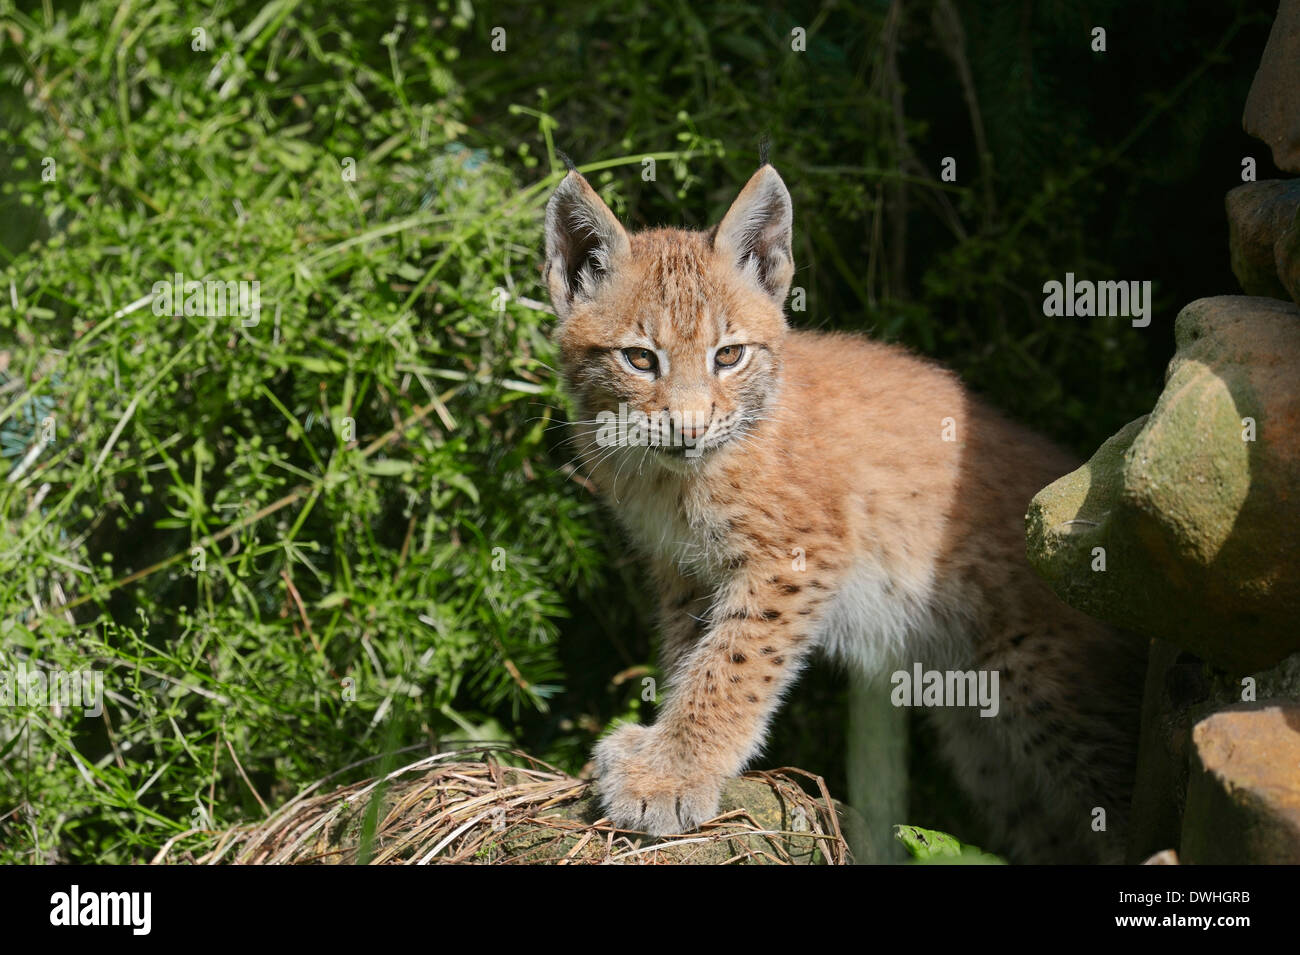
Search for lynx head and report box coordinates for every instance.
[544,163,794,470]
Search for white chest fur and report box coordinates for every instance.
[610,464,729,583]
[815,558,972,677]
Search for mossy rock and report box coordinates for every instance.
[1226,179,1300,300]
[494,776,840,864]
[169,753,850,865]
[1243,0,1300,173]
[1027,296,1300,673]
[1181,704,1300,864]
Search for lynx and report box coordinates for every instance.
[543,160,1145,863]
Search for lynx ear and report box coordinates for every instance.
[713,165,794,306]
[544,171,631,319]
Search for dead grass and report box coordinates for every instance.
[151,746,851,865]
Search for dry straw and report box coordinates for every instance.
[152,746,850,865]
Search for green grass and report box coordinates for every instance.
[0,0,686,863]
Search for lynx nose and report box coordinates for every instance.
[681,420,708,439]
[676,409,711,440]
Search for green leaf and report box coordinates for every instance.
[894,824,1006,864]
[441,472,480,505]
[288,356,346,375]
[365,459,413,476]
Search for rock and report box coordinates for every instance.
[1226,179,1300,299]
[1026,296,1300,673]
[1244,0,1300,173]
[1124,640,1300,863]
[1142,848,1179,864]
[1277,204,1300,304]
[498,775,844,864]
[160,755,850,865]
[1180,705,1300,864]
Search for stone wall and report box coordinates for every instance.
[1025,0,1300,865]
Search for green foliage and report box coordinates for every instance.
[0,0,626,863]
[894,824,1005,864]
[0,0,1276,862]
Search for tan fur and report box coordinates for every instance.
[545,166,1144,862]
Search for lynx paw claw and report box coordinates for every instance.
[593,724,723,836]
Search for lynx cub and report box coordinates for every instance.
[544,162,1145,863]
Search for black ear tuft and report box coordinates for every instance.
[544,171,631,319]
[713,165,794,305]
[758,134,771,169]
[556,149,577,173]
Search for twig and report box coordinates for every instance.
[225,739,270,817]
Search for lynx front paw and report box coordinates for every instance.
[593,724,724,836]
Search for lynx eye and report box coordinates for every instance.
[715,344,745,369]
[622,347,658,373]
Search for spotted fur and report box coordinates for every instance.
[544,164,1144,862]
